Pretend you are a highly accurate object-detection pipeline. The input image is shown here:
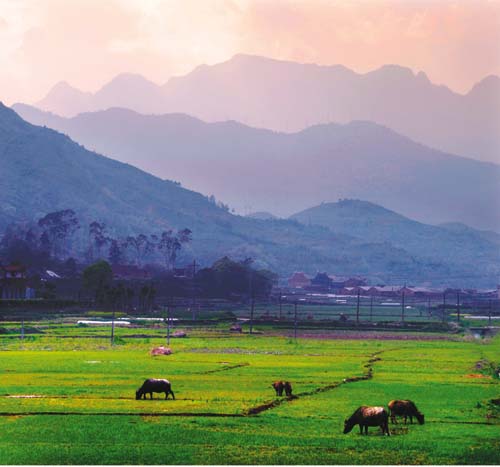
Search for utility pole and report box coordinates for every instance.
[356,289,360,325]
[279,289,283,320]
[111,306,116,346]
[191,259,197,321]
[249,270,254,334]
[294,301,298,339]
[401,291,405,323]
[369,295,373,322]
[442,292,446,323]
[249,296,254,334]
[166,304,171,346]
[456,291,461,322]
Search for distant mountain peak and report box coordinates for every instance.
[100,72,159,88]
[467,74,500,98]
[368,64,416,80]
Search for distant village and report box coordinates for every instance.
[287,272,500,300]
[2,259,499,302]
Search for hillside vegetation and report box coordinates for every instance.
[1,103,498,286]
[13,104,500,232]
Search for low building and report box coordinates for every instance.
[288,272,311,289]
[0,263,28,299]
[311,272,332,291]
[344,277,367,287]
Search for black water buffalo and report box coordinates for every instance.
[272,381,284,396]
[344,406,390,436]
[272,381,293,397]
[388,400,424,425]
[136,378,175,400]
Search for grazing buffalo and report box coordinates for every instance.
[272,381,284,396]
[284,381,293,397]
[136,378,175,400]
[344,406,390,436]
[388,400,424,425]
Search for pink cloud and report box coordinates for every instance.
[0,0,498,105]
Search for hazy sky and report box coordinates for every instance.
[1,0,499,105]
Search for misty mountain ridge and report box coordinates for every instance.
[13,104,500,232]
[290,200,500,268]
[246,212,278,221]
[1,102,499,287]
[31,54,500,163]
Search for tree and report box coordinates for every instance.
[158,230,175,269]
[108,239,123,265]
[83,260,113,304]
[136,234,150,266]
[38,209,80,259]
[196,256,277,299]
[158,229,192,270]
[88,221,109,261]
[62,258,78,278]
[124,236,139,265]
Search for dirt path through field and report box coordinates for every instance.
[244,350,385,415]
[0,350,387,418]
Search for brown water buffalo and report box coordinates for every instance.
[344,406,390,436]
[388,400,424,425]
[272,381,284,396]
[136,378,175,400]
[284,381,293,397]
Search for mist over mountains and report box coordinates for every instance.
[1,102,499,287]
[291,200,500,268]
[13,104,500,232]
[33,54,500,163]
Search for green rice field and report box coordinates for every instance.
[0,323,499,464]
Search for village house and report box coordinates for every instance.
[287,272,311,289]
[0,263,30,299]
[310,272,332,291]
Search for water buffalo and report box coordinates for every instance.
[344,406,390,436]
[136,378,175,400]
[388,400,424,425]
[284,381,293,397]
[272,381,284,396]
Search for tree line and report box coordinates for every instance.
[0,209,192,270]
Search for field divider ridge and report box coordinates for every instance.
[244,349,385,416]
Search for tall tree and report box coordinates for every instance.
[88,221,109,261]
[38,209,80,259]
[108,239,123,265]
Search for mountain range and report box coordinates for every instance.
[33,54,500,164]
[1,102,499,287]
[291,200,500,271]
[13,104,500,232]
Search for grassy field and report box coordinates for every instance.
[0,324,499,464]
